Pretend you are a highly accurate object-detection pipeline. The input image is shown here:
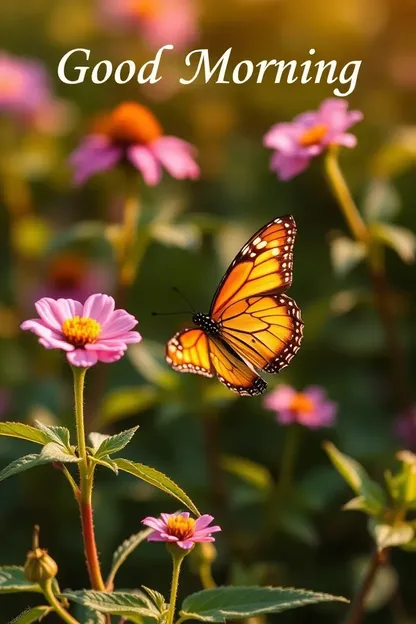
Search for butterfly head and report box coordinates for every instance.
[192,313,220,337]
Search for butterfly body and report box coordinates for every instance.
[165,215,303,396]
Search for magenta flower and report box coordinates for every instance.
[20,293,141,367]
[0,52,50,118]
[99,0,199,50]
[70,101,200,186]
[264,384,337,429]
[395,406,416,451]
[264,99,363,180]
[142,512,221,550]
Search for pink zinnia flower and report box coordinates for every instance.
[99,0,199,50]
[20,293,141,367]
[142,512,221,550]
[70,101,200,186]
[264,99,363,180]
[0,52,50,118]
[264,384,337,429]
[395,406,416,451]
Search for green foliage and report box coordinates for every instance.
[329,236,367,275]
[34,421,73,451]
[142,587,167,613]
[369,521,415,551]
[63,590,159,621]
[98,386,159,428]
[179,586,348,622]
[0,422,49,446]
[221,455,273,493]
[9,605,52,623]
[107,529,152,588]
[114,458,200,516]
[92,426,139,458]
[371,222,416,263]
[0,567,41,594]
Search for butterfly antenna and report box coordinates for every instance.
[151,310,191,317]
[172,286,196,314]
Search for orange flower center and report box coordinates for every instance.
[290,392,314,414]
[298,123,328,147]
[166,515,195,541]
[62,316,101,348]
[48,255,86,289]
[126,0,159,19]
[94,102,163,146]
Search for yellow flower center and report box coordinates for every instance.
[298,123,328,147]
[166,515,195,540]
[61,316,101,348]
[48,255,86,289]
[93,102,163,146]
[290,392,314,414]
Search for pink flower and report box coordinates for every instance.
[99,0,199,50]
[20,293,141,367]
[142,512,221,550]
[264,99,363,180]
[70,101,200,186]
[395,406,416,451]
[264,385,337,429]
[0,52,50,118]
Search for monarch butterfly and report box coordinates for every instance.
[165,215,303,396]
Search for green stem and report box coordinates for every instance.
[343,549,388,624]
[277,424,300,497]
[199,562,216,589]
[166,549,186,624]
[41,578,80,624]
[72,366,106,591]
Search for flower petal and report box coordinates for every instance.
[127,145,162,186]
[66,349,98,367]
[83,294,115,323]
[70,135,122,185]
[150,136,200,180]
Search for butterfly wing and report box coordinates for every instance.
[210,215,296,319]
[166,328,213,378]
[165,328,267,396]
[219,294,303,373]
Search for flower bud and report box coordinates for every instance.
[24,525,58,583]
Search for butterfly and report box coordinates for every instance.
[165,215,303,396]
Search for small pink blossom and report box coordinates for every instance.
[142,512,221,550]
[21,293,141,368]
[99,0,199,50]
[70,101,200,186]
[264,384,337,429]
[395,406,416,451]
[264,99,363,180]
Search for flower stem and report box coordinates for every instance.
[41,578,81,624]
[166,548,186,624]
[324,148,410,410]
[72,366,106,591]
[277,424,300,497]
[343,549,388,624]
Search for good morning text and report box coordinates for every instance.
[58,46,362,97]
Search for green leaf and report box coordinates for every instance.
[89,432,110,452]
[221,455,273,493]
[94,426,139,459]
[40,442,80,463]
[363,179,401,223]
[330,236,367,275]
[34,421,72,450]
[73,605,107,624]
[9,605,52,623]
[141,586,167,613]
[0,454,46,482]
[323,442,386,514]
[180,587,348,622]
[98,386,158,427]
[63,590,158,622]
[369,521,415,550]
[114,458,200,516]
[0,566,41,594]
[343,496,376,514]
[371,222,416,263]
[107,529,152,588]
[90,455,119,475]
[0,422,49,446]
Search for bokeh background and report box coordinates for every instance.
[1,0,416,622]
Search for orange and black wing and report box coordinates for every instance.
[165,328,267,396]
[210,215,297,319]
[219,294,303,373]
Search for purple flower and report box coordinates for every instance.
[70,101,200,186]
[142,512,221,550]
[99,0,199,50]
[20,293,141,367]
[264,99,363,180]
[395,406,416,451]
[0,52,50,118]
[264,384,337,429]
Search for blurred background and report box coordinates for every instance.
[1,0,416,622]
